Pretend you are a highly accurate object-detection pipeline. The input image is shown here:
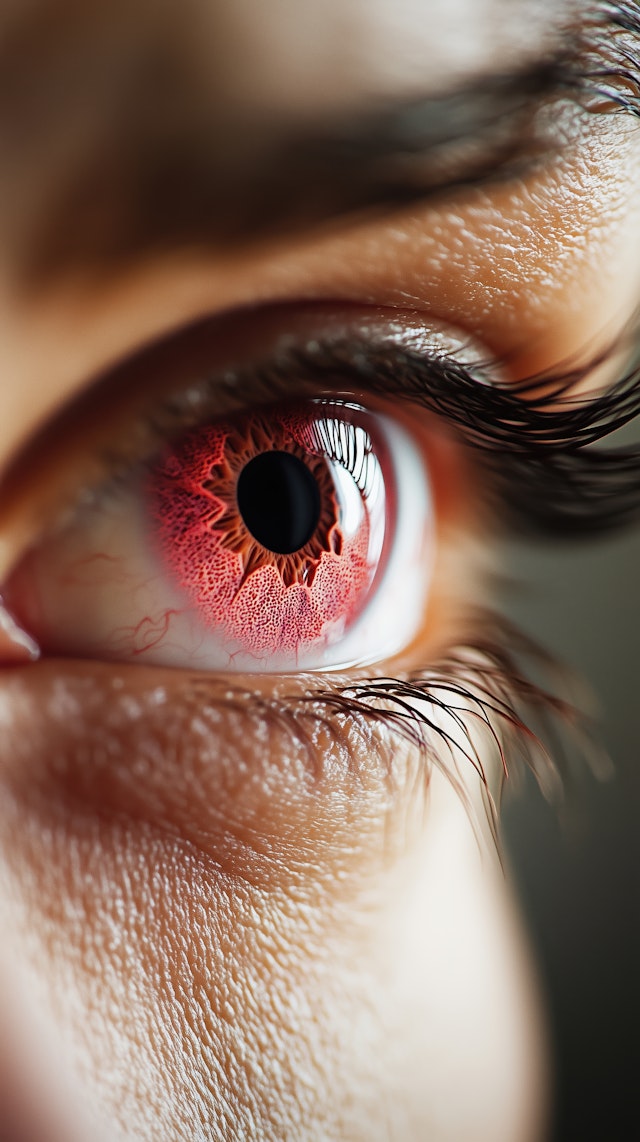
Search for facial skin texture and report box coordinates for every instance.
[0,2,639,1140]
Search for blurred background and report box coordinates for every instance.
[502,507,640,1141]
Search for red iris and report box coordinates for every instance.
[149,403,391,664]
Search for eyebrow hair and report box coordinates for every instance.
[0,0,635,286]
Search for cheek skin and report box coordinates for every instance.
[0,663,548,1142]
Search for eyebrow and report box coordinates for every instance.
[0,3,631,284]
[235,59,573,233]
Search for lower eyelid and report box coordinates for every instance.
[0,660,427,885]
[0,613,550,881]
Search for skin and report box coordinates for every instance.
[0,2,639,1139]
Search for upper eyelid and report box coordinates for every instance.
[1,304,639,573]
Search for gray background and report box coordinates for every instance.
[502,520,640,1141]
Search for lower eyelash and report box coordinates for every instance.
[0,613,598,860]
[228,608,599,842]
[327,619,606,832]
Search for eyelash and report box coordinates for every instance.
[260,332,640,536]
[213,607,587,841]
[32,312,635,539]
[582,2,640,119]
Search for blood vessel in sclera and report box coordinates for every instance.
[149,409,385,663]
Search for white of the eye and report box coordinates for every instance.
[305,412,432,672]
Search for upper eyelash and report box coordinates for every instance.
[8,318,639,546]
[2,299,635,552]
[579,2,640,118]
[258,332,640,536]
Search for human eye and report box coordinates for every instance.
[2,4,640,1141]
[2,284,638,747]
[1,310,441,674]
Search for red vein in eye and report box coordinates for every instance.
[127,609,180,656]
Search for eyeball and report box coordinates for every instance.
[4,400,433,673]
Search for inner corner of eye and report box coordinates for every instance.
[3,399,437,674]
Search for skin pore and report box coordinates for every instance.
[0,2,639,1140]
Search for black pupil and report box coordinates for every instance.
[237,451,321,554]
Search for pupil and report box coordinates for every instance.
[236,450,321,554]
